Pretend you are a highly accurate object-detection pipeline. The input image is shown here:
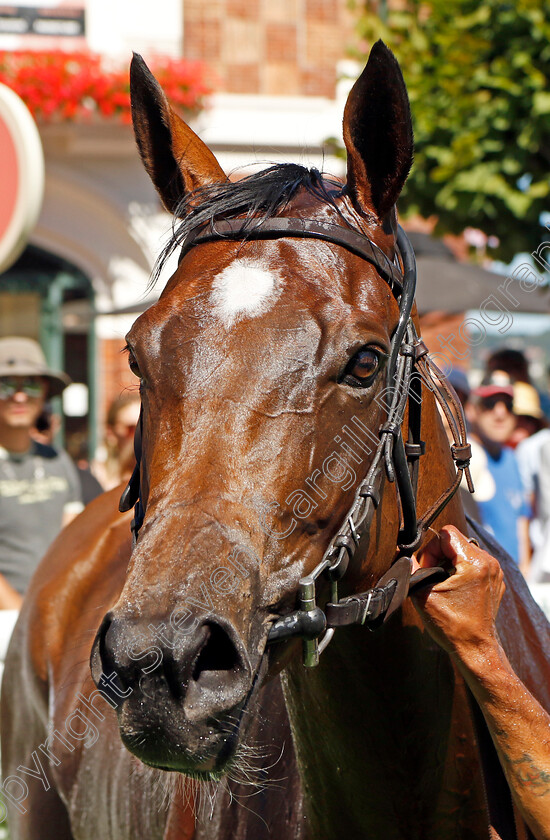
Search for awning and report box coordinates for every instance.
[409,233,549,315]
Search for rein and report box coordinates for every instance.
[119,219,473,668]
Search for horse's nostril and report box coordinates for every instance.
[93,613,250,718]
[92,613,112,682]
[98,615,113,663]
[192,622,240,681]
[91,613,133,700]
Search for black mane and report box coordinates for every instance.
[153,164,345,284]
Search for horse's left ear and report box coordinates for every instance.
[130,53,226,213]
[343,41,413,221]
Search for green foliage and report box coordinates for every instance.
[354,0,550,260]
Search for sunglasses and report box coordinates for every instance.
[479,395,514,413]
[0,377,44,400]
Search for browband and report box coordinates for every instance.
[178,218,404,294]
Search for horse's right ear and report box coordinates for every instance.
[130,53,226,213]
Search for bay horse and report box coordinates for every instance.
[3,41,550,840]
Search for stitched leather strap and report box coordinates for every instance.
[182,217,404,292]
[325,561,449,629]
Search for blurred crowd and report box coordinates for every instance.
[448,347,550,584]
[0,337,140,678]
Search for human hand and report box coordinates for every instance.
[410,525,505,659]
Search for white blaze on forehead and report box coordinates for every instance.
[211,258,281,326]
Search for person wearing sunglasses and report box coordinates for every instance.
[466,371,531,576]
[0,338,83,677]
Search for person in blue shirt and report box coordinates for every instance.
[466,371,531,575]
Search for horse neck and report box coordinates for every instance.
[281,386,478,837]
[281,612,485,838]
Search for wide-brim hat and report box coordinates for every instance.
[0,337,71,397]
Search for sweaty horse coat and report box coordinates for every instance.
[3,41,550,840]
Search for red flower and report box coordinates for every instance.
[0,49,211,124]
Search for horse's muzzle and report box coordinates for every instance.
[90,610,255,772]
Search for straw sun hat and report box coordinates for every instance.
[0,337,70,397]
[512,381,544,420]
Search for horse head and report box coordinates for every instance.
[91,42,463,779]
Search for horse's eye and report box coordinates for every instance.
[341,348,385,387]
[127,350,142,379]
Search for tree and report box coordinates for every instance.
[354,0,550,261]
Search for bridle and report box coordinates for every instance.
[119,216,473,668]
[118,212,525,840]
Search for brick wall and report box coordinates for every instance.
[99,337,139,430]
[419,312,470,371]
[184,0,358,98]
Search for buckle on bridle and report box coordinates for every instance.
[267,544,351,666]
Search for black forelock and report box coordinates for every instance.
[152,164,346,286]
